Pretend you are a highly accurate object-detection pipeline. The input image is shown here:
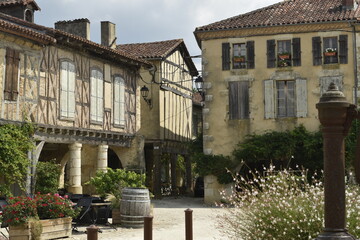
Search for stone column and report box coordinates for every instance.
[68,143,83,194]
[171,153,178,195]
[97,144,109,172]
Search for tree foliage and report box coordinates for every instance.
[0,122,35,196]
[35,160,61,194]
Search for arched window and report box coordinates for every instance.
[113,75,125,126]
[90,68,104,122]
[25,9,33,22]
[60,60,76,119]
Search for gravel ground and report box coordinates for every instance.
[1,197,230,240]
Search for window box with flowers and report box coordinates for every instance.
[0,194,79,240]
[233,56,245,62]
[324,48,337,57]
[278,52,291,60]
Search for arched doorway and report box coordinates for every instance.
[108,148,122,169]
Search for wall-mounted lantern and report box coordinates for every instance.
[140,85,152,109]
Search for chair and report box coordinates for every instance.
[72,197,95,231]
[0,199,9,239]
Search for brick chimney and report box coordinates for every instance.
[55,19,90,40]
[342,0,354,10]
[101,21,117,49]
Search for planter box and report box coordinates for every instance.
[9,217,72,240]
[233,57,245,62]
[324,52,337,57]
[278,54,290,59]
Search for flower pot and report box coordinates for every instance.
[324,52,336,57]
[9,217,72,240]
[233,56,245,62]
[278,54,290,59]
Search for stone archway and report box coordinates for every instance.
[108,148,123,169]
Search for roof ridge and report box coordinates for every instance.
[119,38,183,47]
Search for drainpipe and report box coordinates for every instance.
[351,22,358,106]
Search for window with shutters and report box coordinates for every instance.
[312,35,348,65]
[277,80,295,117]
[222,41,255,70]
[4,48,20,101]
[229,81,249,119]
[90,68,104,123]
[60,60,76,119]
[113,75,125,127]
[267,39,301,68]
[264,79,307,119]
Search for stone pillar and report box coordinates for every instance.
[171,154,178,195]
[153,143,162,199]
[97,144,109,172]
[185,155,192,193]
[68,143,83,194]
[315,83,356,240]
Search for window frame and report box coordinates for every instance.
[90,67,104,124]
[276,80,295,118]
[59,59,76,120]
[232,43,247,69]
[113,74,126,128]
[277,40,292,67]
[323,37,338,64]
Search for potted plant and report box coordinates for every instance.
[233,56,245,62]
[324,48,337,56]
[278,52,291,60]
[87,168,146,225]
[1,193,79,239]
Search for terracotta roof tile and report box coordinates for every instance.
[0,12,150,67]
[118,39,198,76]
[195,0,360,32]
[117,39,184,59]
[0,0,40,10]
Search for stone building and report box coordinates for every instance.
[118,39,198,197]
[0,0,150,195]
[194,0,360,203]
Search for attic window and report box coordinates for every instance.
[25,9,33,22]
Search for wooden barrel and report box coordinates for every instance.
[120,187,150,228]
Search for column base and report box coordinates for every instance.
[315,229,357,240]
[67,185,83,194]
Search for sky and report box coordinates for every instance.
[35,0,281,70]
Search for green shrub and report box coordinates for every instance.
[35,160,61,194]
[218,167,360,240]
[87,168,146,207]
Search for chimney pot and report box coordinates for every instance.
[342,0,354,10]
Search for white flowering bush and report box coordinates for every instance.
[218,166,360,240]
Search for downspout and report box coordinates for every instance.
[352,22,358,106]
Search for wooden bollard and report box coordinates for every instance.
[86,225,98,240]
[185,209,193,240]
[144,216,153,240]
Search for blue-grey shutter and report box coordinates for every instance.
[296,79,307,118]
[312,37,322,66]
[264,80,275,119]
[267,40,276,68]
[246,41,255,69]
[292,38,301,66]
[339,35,348,64]
[222,43,230,70]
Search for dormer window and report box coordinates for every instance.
[25,9,33,22]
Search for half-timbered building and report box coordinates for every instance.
[0,0,150,195]
[118,39,198,197]
[194,0,360,203]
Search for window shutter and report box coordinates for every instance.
[90,75,97,121]
[267,40,276,68]
[229,82,239,119]
[246,41,255,69]
[4,48,20,101]
[296,79,307,118]
[312,37,322,66]
[222,43,230,70]
[264,79,275,119]
[60,62,68,117]
[119,81,125,125]
[339,35,348,64]
[292,38,301,66]
[113,78,120,124]
[68,63,76,118]
[229,81,249,119]
[97,74,104,122]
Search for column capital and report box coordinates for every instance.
[68,142,82,151]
